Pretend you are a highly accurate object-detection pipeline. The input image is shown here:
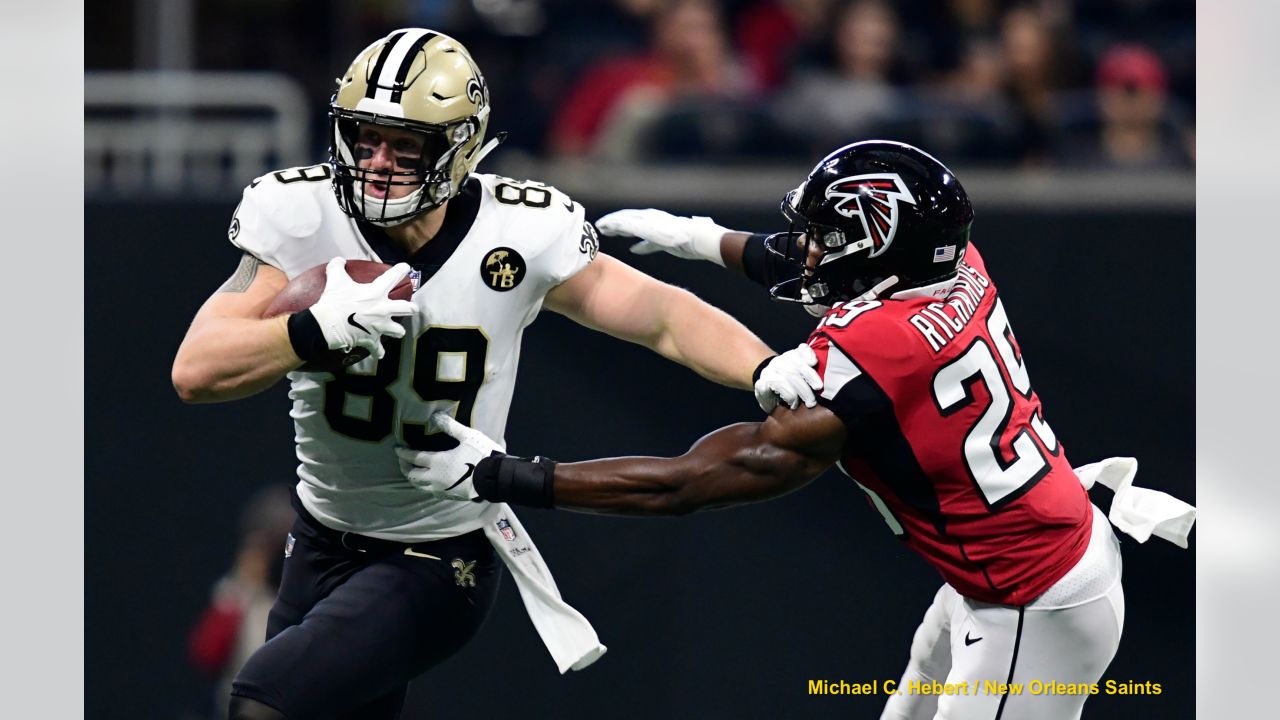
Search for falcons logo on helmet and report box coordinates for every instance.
[824,174,917,257]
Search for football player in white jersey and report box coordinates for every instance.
[171,29,819,720]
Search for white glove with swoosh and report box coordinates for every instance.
[595,209,732,266]
[754,344,823,413]
[395,412,505,501]
[309,258,417,360]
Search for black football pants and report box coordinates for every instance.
[230,497,500,719]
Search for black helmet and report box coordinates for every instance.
[765,140,974,305]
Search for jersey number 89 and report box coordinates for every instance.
[323,326,489,450]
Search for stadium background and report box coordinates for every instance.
[86,1,1194,718]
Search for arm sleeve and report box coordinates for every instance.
[741,232,802,290]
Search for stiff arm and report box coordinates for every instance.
[544,252,774,390]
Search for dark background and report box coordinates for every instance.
[87,200,1193,719]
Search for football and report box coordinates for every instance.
[263,259,415,372]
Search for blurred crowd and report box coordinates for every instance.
[90,0,1195,170]
[186,485,293,719]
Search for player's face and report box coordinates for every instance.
[354,123,425,200]
[803,233,825,271]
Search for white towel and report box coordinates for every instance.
[1075,457,1196,548]
[480,502,608,673]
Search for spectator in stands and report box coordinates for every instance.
[915,0,1007,76]
[1053,44,1191,170]
[915,35,1022,164]
[548,0,753,159]
[528,0,662,108]
[944,36,1006,104]
[998,2,1080,165]
[187,486,293,720]
[772,0,908,156]
[734,0,832,90]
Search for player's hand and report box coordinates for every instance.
[754,344,823,413]
[395,412,505,501]
[596,209,732,266]
[309,258,417,360]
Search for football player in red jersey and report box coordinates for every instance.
[405,141,1193,719]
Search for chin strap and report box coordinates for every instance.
[857,275,901,302]
[472,131,509,169]
[802,274,900,316]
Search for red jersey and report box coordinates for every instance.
[808,244,1091,606]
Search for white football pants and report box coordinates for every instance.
[882,505,1124,720]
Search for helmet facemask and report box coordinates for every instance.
[330,107,480,227]
[765,193,897,310]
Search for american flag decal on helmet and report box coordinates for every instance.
[824,173,917,257]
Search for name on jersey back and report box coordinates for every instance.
[907,261,992,353]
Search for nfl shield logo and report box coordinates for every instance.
[284,533,295,558]
[496,518,516,542]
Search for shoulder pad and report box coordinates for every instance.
[476,173,577,213]
[242,165,332,238]
[812,301,920,367]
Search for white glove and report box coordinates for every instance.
[755,344,823,413]
[395,412,504,501]
[595,208,732,266]
[309,258,417,361]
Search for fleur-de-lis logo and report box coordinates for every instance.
[466,77,487,108]
[451,558,477,588]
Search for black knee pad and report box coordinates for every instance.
[228,694,288,720]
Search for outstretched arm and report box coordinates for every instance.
[594,209,796,289]
[408,407,847,514]
[550,406,847,515]
[544,253,772,389]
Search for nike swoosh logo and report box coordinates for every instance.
[347,313,369,334]
[563,199,575,211]
[964,632,982,646]
[404,548,441,560]
[447,463,476,491]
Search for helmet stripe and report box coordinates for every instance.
[390,31,438,103]
[368,28,435,102]
[365,30,407,99]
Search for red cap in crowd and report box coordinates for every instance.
[1097,45,1168,93]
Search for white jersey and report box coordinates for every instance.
[228,166,598,540]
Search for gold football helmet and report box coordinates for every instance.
[329,29,496,226]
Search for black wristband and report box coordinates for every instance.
[741,233,773,287]
[752,355,776,385]
[286,310,329,362]
[474,453,557,508]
